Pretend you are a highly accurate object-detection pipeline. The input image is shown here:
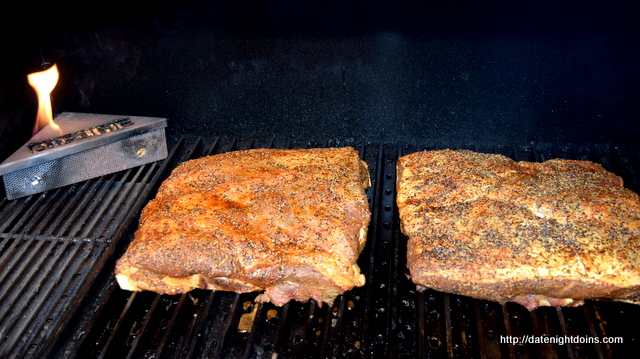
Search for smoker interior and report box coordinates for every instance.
[2,1,640,358]
[3,1,640,159]
[0,136,638,358]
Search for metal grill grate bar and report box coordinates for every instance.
[0,164,143,355]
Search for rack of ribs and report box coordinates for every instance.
[396,149,640,310]
[115,147,371,306]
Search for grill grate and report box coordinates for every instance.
[0,137,638,358]
[0,136,182,358]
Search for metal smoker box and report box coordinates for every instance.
[0,112,168,200]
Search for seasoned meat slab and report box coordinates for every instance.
[115,147,371,306]
[396,149,640,310]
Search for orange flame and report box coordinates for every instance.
[28,64,60,136]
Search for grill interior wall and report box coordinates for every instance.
[1,137,639,358]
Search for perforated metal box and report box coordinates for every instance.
[0,112,168,200]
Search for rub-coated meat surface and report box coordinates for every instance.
[396,149,640,310]
[115,147,371,306]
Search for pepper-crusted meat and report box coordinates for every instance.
[115,147,371,306]
[396,149,640,310]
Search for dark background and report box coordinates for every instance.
[1,1,639,161]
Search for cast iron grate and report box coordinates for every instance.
[1,137,638,358]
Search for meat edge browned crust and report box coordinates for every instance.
[409,269,640,310]
[115,260,367,305]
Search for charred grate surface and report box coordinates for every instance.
[0,136,183,358]
[1,138,639,358]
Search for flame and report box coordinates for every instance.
[28,64,60,136]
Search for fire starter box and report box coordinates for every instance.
[0,112,168,200]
